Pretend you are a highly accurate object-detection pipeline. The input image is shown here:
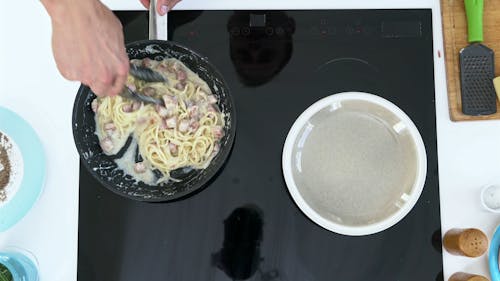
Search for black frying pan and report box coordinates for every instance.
[72,7,236,202]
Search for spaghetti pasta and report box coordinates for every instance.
[93,58,224,184]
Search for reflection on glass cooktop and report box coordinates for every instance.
[78,10,442,281]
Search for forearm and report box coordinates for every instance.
[41,0,99,23]
[40,0,128,96]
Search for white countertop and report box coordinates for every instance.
[1,0,499,280]
[0,1,80,281]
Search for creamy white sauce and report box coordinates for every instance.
[94,114,131,156]
[114,140,157,185]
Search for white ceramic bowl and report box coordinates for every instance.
[480,184,500,213]
[282,92,427,236]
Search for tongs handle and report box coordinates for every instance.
[149,0,168,40]
[121,87,163,106]
[119,0,169,106]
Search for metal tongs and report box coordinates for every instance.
[121,2,169,106]
[122,64,166,106]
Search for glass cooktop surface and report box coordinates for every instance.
[78,10,442,281]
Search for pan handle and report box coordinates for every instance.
[149,0,168,40]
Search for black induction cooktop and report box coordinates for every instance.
[78,10,442,281]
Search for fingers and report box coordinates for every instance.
[154,0,183,16]
[108,34,130,96]
[139,0,150,9]
[91,65,129,97]
[157,0,169,15]
[108,61,129,97]
[49,0,131,97]
[90,82,108,97]
[92,26,129,97]
[169,0,182,10]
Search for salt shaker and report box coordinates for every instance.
[443,228,488,257]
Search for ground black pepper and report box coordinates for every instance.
[0,132,12,195]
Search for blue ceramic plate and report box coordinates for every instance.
[0,107,45,232]
[489,225,500,281]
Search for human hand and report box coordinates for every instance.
[41,0,129,96]
[139,0,182,16]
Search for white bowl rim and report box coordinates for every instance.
[480,184,500,213]
[282,92,427,236]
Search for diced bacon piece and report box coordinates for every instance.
[142,58,156,68]
[159,118,168,130]
[104,123,116,131]
[137,117,147,125]
[104,123,116,137]
[165,117,177,129]
[134,162,146,173]
[156,63,167,72]
[188,105,199,117]
[162,95,177,106]
[211,143,220,158]
[207,95,218,104]
[189,119,200,131]
[91,99,99,113]
[100,137,114,153]
[212,126,223,139]
[213,143,220,154]
[175,83,185,90]
[132,101,141,111]
[155,105,169,118]
[125,82,136,92]
[169,143,178,155]
[187,105,200,119]
[143,87,155,96]
[178,119,189,132]
[176,69,187,81]
[122,104,133,112]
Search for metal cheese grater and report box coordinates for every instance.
[459,0,496,115]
